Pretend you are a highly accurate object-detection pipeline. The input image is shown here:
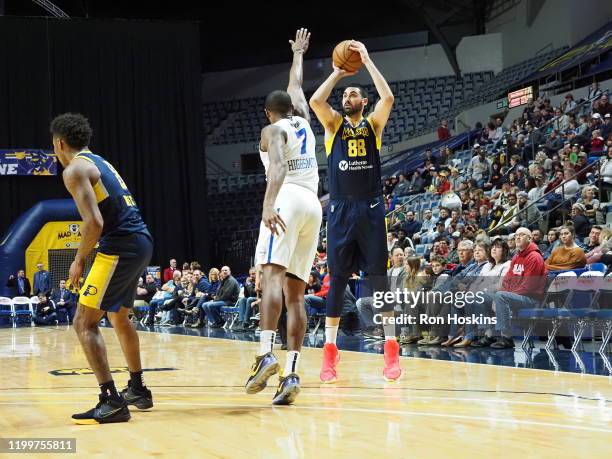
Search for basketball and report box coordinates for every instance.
[332,40,363,73]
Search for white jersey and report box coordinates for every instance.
[259,116,319,195]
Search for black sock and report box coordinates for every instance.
[130,370,145,391]
[99,380,121,400]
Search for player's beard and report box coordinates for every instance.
[343,102,363,116]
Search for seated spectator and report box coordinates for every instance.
[163,259,177,282]
[585,226,611,264]
[448,167,462,190]
[199,266,240,328]
[134,274,157,310]
[511,191,542,229]
[399,256,425,344]
[562,93,577,113]
[33,293,57,326]
[570,203,591,240]
[545,225,587,271]
[412,209,434,243]
[387,231,398,253]
[160,274,193,326]
[392,228,412,251]
[489,193,518,235]
[576,186,600,224]
[531,229,547,253]
[468,146,492,188]
[305,272,330,316]
[527,176,546,203]
[6,269,31,297]
[391,174,409,197]
[401,211,421,239]
[491,228,547,348]
[306,272,321,294]
[234,267,259,331]
[542,229,560,259]
[145,270,181,325]
[593,93,611,117]
[436,170,451,194]
[50,279,77,323]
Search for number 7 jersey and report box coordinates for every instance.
[259,116,319,195]
[325,115,382,200]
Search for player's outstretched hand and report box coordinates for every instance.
[290,28,311,54]
[348,40,370,64]
[262,207,287,236]
[69,258,84,291]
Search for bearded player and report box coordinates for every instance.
[309,40,400,382]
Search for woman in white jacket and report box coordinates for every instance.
[455,239,511,347]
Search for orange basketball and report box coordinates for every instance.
[332,40,363,73]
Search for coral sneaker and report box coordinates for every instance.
[383,339,402,381]
[320,343,340,383]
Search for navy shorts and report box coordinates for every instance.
[79,232,153,313]
[326,196,388,277]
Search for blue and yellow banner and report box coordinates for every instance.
[0,149,57,175]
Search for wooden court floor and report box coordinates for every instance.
[0,326,611,458]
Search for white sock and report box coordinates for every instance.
[383,322,396,340]
[284,351,300,375]
[259,330,276,356]
[325,325,339,344]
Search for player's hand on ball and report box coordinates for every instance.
[348,40,370,64]
[262,207,286,236]
[69,258,84,291]
[290,28,310,54]
[332,62,358,78]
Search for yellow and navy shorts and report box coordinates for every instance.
[79,233,153,313]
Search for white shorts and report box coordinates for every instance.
[255,183,322,282]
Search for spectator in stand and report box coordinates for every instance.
[391,173,409,197]
[531,229,547,253]
[387,231,398,253]
[199,266,240,328]
[406,170,425,195]
[32,263,51,296]
[545,226,587,271]
[551,109,570,132]
[424,149,439,168]
[546,169,580,222]
[601,113,611,139]
[510,191,541,230]
[544,129,564,153]
[593,93,611,117]
[306,272,321,294]
[383,178,393,196]
[562,93,577,113]
[491,228,547,349]
[599,146,612,200]
[146,270,181,325]
[468,145,492,188]
[436,170,451,194]
[33,293,57,326]
[401,211,422,240]
[6,269,31,297]
[570,203,591,240]
[591,129,605,152]
[412,209,434,243]
[234,267,259,332]
[304,272,330,316]
[577,185,600,224]
[587,81,603,106]
[393,229,411,251]
[133,273,157,310]
[542,229,560,259]
[584,226,604,263]
[477,205,491,230]
[489,193,518,235]
[448,167,462,190]
[50,279,76,323]
[437,119,451,141]
[163,259,177,282]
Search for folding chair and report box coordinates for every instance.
[0,297,13,326]
[12,296,33,326]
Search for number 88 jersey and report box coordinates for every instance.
[325,116,382,200]
[259,116,319,195]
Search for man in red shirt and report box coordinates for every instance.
[436,171,451,194]
[491,227,547,348]
[437,119,451,140]
[163,259,177,282]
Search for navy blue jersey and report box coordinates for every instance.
[325,116,382,200]
[74,150,150,250]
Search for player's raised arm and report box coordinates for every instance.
[309,65,354,133]
[260,125,288,236]
[62,161,103,288]
[287,28,311,123]
[349,41,394,138]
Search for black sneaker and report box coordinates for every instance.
[471,336,495,348]
[120,381,154,410]
[272,373,300,405]
[245,352,280,394]
[490,337,515,349]
[72,394,130,425]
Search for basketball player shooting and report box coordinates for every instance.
[51,113,154,424]
[309,40,401,382]
[245,29,322,405]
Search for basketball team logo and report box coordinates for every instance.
[339,160,348,171]
[69,224,80,233]
[82,284,98,297]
